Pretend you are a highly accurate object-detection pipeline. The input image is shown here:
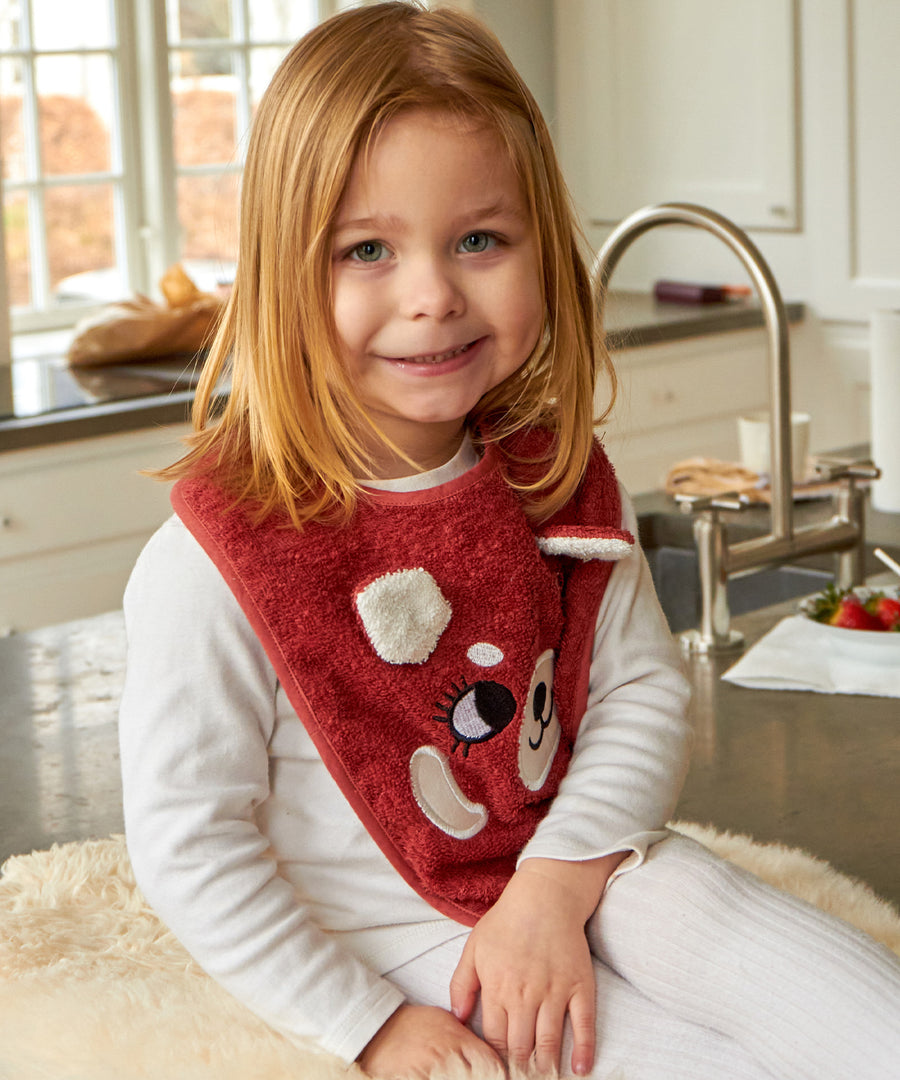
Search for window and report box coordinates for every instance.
[0,0,325,336]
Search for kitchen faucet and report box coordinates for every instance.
[592,203,878,654]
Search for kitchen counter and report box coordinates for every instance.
[1,561,896,906]
[0,291,803,453]
[677,584,900,908]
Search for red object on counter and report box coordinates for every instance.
[654,280,752,305]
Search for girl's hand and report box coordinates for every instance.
[449,854,625,1077]
[357,1003,504,1079]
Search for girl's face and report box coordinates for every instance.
[331,109,544,475]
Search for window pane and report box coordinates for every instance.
[32,0,113,50]
[0,58,27,183]
[4,189,30,308]
[248,0,317,42]
[36,55,114,175]
[0,0,23,49]
[177,171,239,270]
[170,43,233,80]
[45,182,116,301]
[171,52,237,167]
[167,0,232,44]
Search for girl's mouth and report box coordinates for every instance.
[388,338,483,366]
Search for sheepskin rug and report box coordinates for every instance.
[1,823,898,1080]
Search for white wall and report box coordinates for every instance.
[479,0,897,459]
[474,0,556,122]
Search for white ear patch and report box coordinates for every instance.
[537,532,634,561]
[355,568,451,665]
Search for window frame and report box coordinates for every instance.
[1,0,334,339]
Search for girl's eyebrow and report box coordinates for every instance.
[334,198,527,236]
[334,213,407,235]
[465,197,528,224]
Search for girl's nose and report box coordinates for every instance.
[398,257,466,321]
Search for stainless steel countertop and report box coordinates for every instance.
[0,291,804,453]
[675,573,900,906]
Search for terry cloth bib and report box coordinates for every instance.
[172,432,633,924]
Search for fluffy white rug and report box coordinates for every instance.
[1,824,898,1080]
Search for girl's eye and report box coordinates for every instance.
[350,241,386,263]
[459,232,495,254]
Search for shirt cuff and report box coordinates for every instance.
[316,979,407,1064]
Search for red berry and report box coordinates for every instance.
[829,596,885,631]
[865,594,900,631]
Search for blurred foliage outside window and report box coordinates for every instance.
[0,0,317,325]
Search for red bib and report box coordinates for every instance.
[172,432,633,924]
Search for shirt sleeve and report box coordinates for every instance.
[118,516,404,1062]
[517,484,693,870]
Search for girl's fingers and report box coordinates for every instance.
[449,946,480,1023]
[506,1001,541,1069]
[567,983,597,1077]
[480,1000,510,1061]
[532,996,568,1075]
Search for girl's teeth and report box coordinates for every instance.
[409,343,470,364]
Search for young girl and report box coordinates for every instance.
[119,4,900,1079]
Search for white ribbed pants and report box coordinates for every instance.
[385,833,900,1080]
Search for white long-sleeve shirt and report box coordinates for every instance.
[118,439,692,1061]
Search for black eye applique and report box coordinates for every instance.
[433,678,517,757]
[518,650,561,792]
[529,678,555,751]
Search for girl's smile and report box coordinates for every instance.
[378,337,486,371]
[331,108,544,475]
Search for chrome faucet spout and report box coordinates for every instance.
[592,203,874,654]
[593,202,794,540]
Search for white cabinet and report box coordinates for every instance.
[555,0,900,322]
[557,0,798,232]
[597,329,770,495]
[804,0,900,320]
[0,424,189,632]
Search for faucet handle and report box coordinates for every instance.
[675,491,750,515]
[812,458,881,483]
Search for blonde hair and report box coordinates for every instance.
[159,1,615,526]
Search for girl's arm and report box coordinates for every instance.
[118,518,404,1062]
[450,484,693,1076]
[518,483,693,870]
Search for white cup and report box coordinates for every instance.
[738,410,810,484]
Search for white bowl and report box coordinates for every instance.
[799,585,900,659]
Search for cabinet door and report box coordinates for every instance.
[0,425,188,631]
[806,0,900,319]
[556,0,798,230]
[597,331,769,494]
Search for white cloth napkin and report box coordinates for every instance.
[722,614,900,698]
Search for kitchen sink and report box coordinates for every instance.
[645,545,832,634]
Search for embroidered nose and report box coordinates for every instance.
[434,679,516,757]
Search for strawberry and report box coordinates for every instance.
[808,585,885,631]
[830,596,885,631]
[865,592,900,631]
